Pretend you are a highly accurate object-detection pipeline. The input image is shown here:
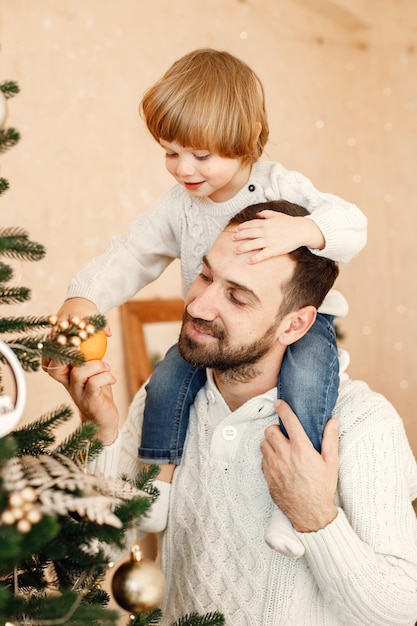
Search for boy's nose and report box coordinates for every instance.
[176,155,195,176]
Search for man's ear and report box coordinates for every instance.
[277,306,317,346]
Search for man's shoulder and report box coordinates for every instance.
[336,377,403,440]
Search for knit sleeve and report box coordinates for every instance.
[66,187,184,312]
[297,381,417,625]
[270,163,367,264]
[87,385,146,481]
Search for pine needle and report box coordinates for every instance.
[171,612,225,626]
[0,227,45,261]
[0,315,50,333]
[0,80,20,98]
[0,128,20,153]
[12,406,73,455]
[0,177,9,195]
[0,285,31,304]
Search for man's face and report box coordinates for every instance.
[179,228,296,374]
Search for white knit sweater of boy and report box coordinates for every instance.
[66,160,366,316]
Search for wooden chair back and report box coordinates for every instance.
[119,298,184,398]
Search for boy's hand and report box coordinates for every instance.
[41,297,111,373]
[232,210,325,263]
[56,298,111,334]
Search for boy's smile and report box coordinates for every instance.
[159,139,251,202]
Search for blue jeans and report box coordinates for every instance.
[138,313,339,463]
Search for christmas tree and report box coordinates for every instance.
[0,82,224,626]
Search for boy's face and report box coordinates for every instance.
[159,139,251,203]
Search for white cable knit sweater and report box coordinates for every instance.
[66,160,367,316]
[95,370,417,625]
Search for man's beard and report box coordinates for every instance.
[178,310,279,382]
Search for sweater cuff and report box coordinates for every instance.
[296,508,371,575]
[66,284,102,309]
[88,433,122,478]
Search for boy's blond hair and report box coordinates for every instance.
[140,48,269,165]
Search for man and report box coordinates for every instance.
[47,201,417,625]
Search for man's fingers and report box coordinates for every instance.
[70,360,111,389]
[43,359,72,387]
[272,399,308,443]
[321,418,339,470]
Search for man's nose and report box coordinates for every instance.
[187,286,219,321]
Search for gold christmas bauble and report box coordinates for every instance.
[111,545,166,613]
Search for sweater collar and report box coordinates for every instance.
[205,369,277,421]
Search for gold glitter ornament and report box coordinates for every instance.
[111,544,165,613]
[1,487,42,532]
[56,334,67,346]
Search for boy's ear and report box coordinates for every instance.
[277,306,317,346]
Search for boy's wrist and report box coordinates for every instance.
[302,217,325,250]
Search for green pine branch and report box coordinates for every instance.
[129,610,163,625]
[11,405,74,456]
[128,610,225,626]
[55,421,104,461]
[0,80,20,99]
[171,612,225,626]
[0,285,31,304]
[4,336,49,372]
[0,262,13,283]
[0,128,20,154]
[0,227,46,261]
[0,315,50,334]
[0,177,9,195]
[0,79,225,625]
[39,338,85,367]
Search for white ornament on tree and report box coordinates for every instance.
[0,89,8,129]
[0,341,27,437]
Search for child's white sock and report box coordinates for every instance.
[139,480,171,533]
[264,506,305,558]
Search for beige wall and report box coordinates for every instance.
[1,0,416,454]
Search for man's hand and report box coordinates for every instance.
[231,210,325,263]
[44,359,119,445]
[260,400,339,532]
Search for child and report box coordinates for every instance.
[54,48,367,558]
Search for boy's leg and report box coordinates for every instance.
[139,344,206,533]
[265,313,339,556]
[139,471,174,533]
[264,507,305,558]
[139,343,207,464]
[278,313,339,452]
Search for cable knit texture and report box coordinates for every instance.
[66,160,367,313]
[97,371,417,625]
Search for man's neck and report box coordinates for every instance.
[213,352,282,412]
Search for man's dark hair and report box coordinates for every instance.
[228,200,339,317]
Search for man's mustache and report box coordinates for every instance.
[183,311,225,340]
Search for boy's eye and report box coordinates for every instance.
[165,152,178,158]
[194,153,211,161]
